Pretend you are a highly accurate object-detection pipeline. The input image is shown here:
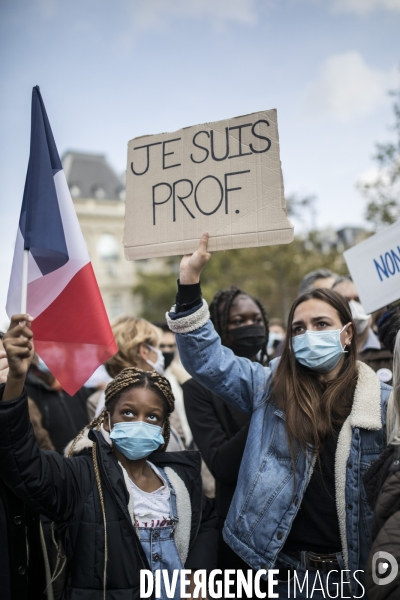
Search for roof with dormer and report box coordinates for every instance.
[61,151,124,201]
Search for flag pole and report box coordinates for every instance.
[21,249,29,314]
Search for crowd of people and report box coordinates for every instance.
[0,232,399,599]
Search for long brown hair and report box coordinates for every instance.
[272,289,358,456]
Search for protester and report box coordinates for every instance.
[182,285,269,595]
[362,305,400,599]
[0,318,218,599]
[0,334,50,600]
[268,317,286,358]
[0,332,54,451]
[297,267,338,296]
[167,233,391,598]
[24,357,94,454]
[155,322,218,496]
[106,316,164,375]
[94,316,186,452]
[333,276,393,383]
[94,316,162,416]
[159,326,178,370]
[0,478,49,600]
[157,323,193,448]
[377,303,400,355]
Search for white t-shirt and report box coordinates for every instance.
[128,462,173,528]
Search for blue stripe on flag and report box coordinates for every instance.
[20,86,69,275]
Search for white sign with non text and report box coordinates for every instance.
[344,219,400,313]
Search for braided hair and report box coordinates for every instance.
[66,368,175,599]
[105,367,174,451]
[209,286,269,364]
[67,367,175,457]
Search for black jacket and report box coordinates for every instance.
[182,378,250,519]
[360,345,393,384]
[0,479,47,600]
[0,386,218,600]
[25,369,93,453]
[364,444,400,600]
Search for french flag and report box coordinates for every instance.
[6,86,117,395]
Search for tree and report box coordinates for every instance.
[133,266,179,323]
[359,84,400,229]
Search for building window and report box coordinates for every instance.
[97,234,120,261]
[111,294,123,318]
[92,186,106,200]
[70,185,80,198]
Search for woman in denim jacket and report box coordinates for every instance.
[167,234,392,599]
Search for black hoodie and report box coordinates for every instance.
[25,368,93,453]
[0,385,218,600]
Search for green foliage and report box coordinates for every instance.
[359,84,400,229]
[133,236,347,323]
[133,263,179,323]
[286,194,317,231]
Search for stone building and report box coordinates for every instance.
[62,150,140,319]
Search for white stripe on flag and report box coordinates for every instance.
[6,169,90,319]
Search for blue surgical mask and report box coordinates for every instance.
[292,326,348,374]
[109,420,165,460]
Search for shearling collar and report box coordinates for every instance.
[64,426,110,457]
[335,360,383,569]
[347,360,382,430]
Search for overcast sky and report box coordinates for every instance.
[0,0,399,327]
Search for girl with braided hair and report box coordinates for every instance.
[92,315,184,450]
[0,317,218,600]
[182,286,269,595]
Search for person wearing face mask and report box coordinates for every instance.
[268,318,286,358]
[182,285,269,595]
[155,324,193,450]
[0,322,218,600]
[94,316,184,451]
[333,276,393,384]
[166,233,391,599]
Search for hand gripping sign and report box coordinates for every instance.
[124,110,294,259]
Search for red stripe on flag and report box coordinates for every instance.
[32,262,117,395]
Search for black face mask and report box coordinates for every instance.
[229,324,267,359]
[162,352,174,370]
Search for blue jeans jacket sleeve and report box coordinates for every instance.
[171,308,273,415]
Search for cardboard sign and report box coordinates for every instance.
[124,110,293,259]
[344,219,400,313]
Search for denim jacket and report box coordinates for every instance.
[167,300,391,594]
